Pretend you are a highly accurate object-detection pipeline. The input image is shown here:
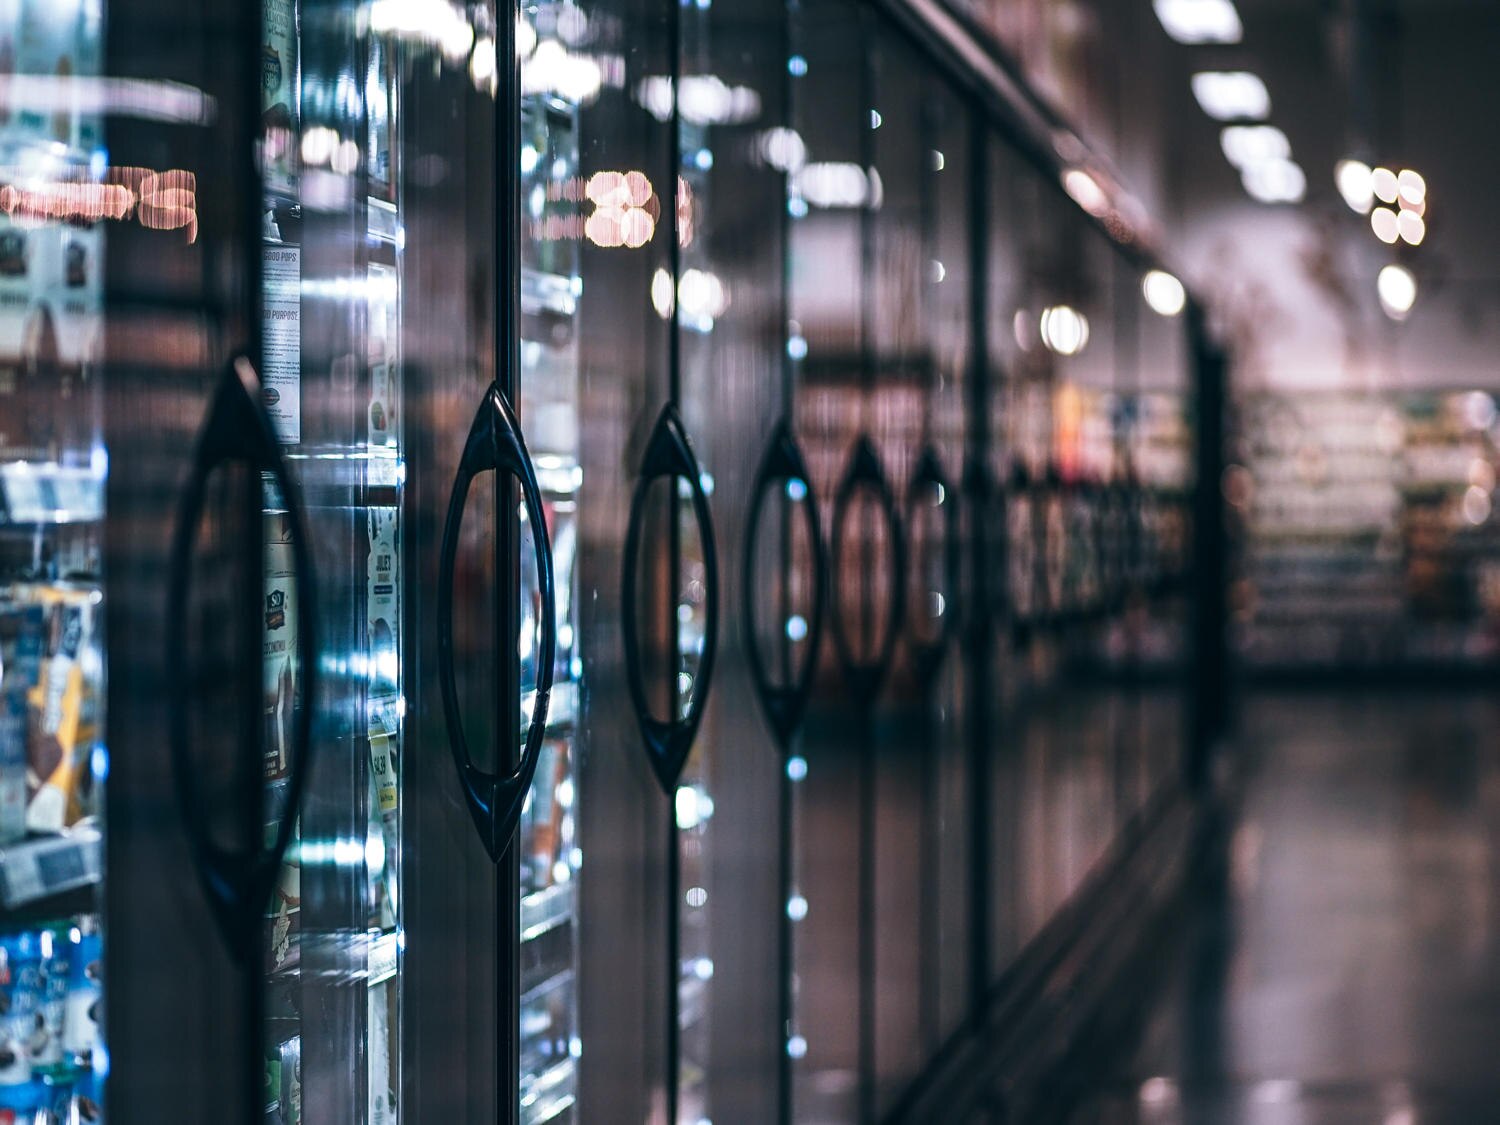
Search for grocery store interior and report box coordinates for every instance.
[0,0,1496,1120]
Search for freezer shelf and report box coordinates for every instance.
[0,824,102,910]
[520,1058,576,1125]
[368,929,399,988]
[521,882,573,944]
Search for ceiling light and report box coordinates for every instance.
[1398,169,1425,206]
[1191,71,1270,121]
[1377,263,1416,320]
[1335,159,1374,214]
[1220,125,1290,169]
[1241,159,1304,204]
[1371,167,1398,204]
[1040,305,1089,356]
[1142,270,1187,317]
[1370,207,1399,244]
[1153,0,1243,44]
[1397,210,1425,246]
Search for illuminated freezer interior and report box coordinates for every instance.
[0,0,107,1119]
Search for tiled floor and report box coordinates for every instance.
[1062,690,1500,1125]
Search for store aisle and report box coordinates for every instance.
[1062,690,1500,1124]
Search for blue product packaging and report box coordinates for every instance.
[0,934,41,1086]
[60,926,99,1069]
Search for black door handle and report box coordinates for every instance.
[742,420,828,748]
[437,381,557,862]
[905,445,959,687]
[830,435,904,703]
[166,355,318,960]
[621,403,720,795]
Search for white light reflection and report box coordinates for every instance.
[1142,269,1186,317]
[1241,159,1305,204]
[1220,125,1289,170]
[759,127,807,172]
[786,614,809,641]
[793,162,880,209]
[786,1035,808,1059]
[786,894,809,920]
[1377,263,1416,320]
[1371,207,1399,244]
[636,74,761,125]
[1336,158,1374,213]
[1153,0,1242,43]
[523,39,604,103]
[367,0,474,61]
[1040,305,1089,356]
[787,756,808,781]
[1191,71,1270,120]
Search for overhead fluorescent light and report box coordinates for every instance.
[1153,0,1243,44]
[1241,159,1305,204]
[1191,71,1270,121]
[1220,125,1290,169]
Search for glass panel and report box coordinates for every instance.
[785,0,867,1119]
[261,0,408,1119]
[517,2,586,1109]
[0,0,107,1118]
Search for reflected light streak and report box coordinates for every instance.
[0,75,214,124]
[1063,168,1108,216]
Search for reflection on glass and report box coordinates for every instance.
[518,1,586,1119]
[0,0,107,1118]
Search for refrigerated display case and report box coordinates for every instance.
[0,0,108,1120]
[24,0,1210,1115]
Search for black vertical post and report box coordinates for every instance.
[1187,300,1227,793]
[496,0,523,1120]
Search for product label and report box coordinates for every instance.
[263,244,301,444]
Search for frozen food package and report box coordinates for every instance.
[265,834,300,976]
[22,587,99,834]
[264,511,298,783]
[264,1043,283,1125]
[0,932,41,1087]
[368,980,394,1125]
[0,606,44,844]
[261,0,298,197]
[278,1036,301,1125]
[366,506,398,701]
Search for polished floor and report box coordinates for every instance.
[1062,689,1500,1124]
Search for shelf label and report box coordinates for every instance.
[263,244,301,444]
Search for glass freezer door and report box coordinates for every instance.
[0,0,107,1120]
